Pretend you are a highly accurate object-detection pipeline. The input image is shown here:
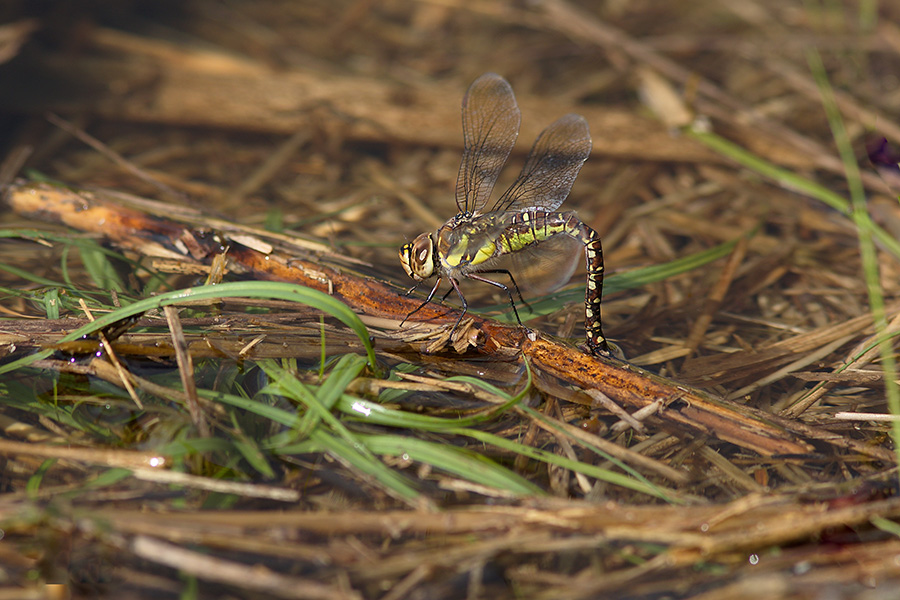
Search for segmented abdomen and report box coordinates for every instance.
[498,211,608,354]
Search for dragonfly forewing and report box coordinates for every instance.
[455,73,521,216]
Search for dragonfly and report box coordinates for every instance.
[399,73,609,355]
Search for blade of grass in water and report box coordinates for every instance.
[871,516,900,538]
[337,396,665,499]
[351,434,543,496]
[334,365,670,500]
[453,370,668,500]
[262,354,366,440]
[454,427,668,500]
[279,434,543,496]
[77,238,127,292]
[42,288,61,320]
[334,361,533,432]
[204,384,421,501]
[260,358,536,499]
[0,229,170,296]
[282,428,537,495]
[260,359,637,497]
[0,263,66,287]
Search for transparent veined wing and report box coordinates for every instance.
[455,73,521,216]
[492,113,591,214]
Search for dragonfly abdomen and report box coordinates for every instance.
[497,211,608,353]
[495,211,574,254]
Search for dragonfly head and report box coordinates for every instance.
[399,233,436,281]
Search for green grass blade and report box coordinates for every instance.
[231,437,276,479]
[0,262,65,287]
[204,386,421,500]
[289,353,367,439]
[287,430,422,501]
[316,353,368,409]
[338,360,529,430]
[77,238,126,292]
[249,363,423,501]
[336,393,514,431]
[332,371,666,497]
[605,236,743,292]
[451,427,669,500]
[0,228,168,295]
[200,389,299,428]
[871,516,900,538]
[26,459,56,499]
[42,288,61,319]
[355,434,543,496]
[258,360,348,439]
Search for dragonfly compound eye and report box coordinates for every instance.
[399,234,435,281]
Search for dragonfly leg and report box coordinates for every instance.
[439,286,455,304]
[465,273,524,327]
[409,279,459,304]
[402,282,421,297]
[473,269,532,314]
[400,276,443,326]
[447,276,470,334]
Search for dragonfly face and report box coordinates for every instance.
[399,233,436,281]
[398,73,610,355]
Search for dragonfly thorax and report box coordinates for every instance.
[399,232,437,281]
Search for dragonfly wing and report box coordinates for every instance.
[493,113,591,213]
[456,73,521,215]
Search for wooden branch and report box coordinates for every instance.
[7,180,893,461]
